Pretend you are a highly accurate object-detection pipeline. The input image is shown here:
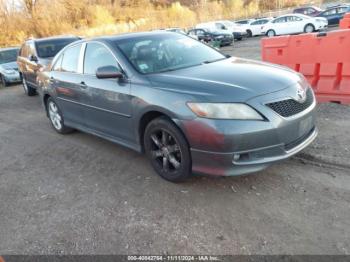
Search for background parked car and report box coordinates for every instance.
[187,28,233,46]
[236,18,273,37]
[0,47,21,87]
[196,21,247,40]
[317,5,350,25]
[159,28,187,34]
[262,14,328,37]
[293,6,324,16]
[17,35,80,96]
[234,19,255,36]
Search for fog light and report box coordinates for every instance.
[233,154,240,161]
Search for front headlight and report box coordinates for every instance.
[187,103,263,120]
[4,69,16,75]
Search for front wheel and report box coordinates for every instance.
[304,24,315,33]
[144,117,192,182]
[267,30,276,37]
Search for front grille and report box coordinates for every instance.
[266,88,314,117]
[285,127,315,151]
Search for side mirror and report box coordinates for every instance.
[96,66,123,79]
[30,55,38,62]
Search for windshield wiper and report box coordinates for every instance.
[202,57,227,64]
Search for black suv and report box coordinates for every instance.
[17,35,80,96]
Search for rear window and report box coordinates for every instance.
[0,49,19,64]
[35,38,79,58]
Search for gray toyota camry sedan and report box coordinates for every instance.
[37,31,317,182]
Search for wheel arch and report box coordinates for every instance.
[43,93,51,117]
[304,23,315,32]
[137,107,186,153]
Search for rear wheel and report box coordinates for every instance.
[267,30,276,37]
[144,117,191,182]
[47,97,74,134]
[22,76,36,96]
[247,30,252,37]
[304,24,315,33]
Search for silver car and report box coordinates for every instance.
[38,32,317,182]
[0,47,21,87]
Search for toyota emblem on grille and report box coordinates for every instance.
[296,86,307,103]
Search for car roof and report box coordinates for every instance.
[325,4,349,10]
[295,5,321,10]
[277,13,309,18]
[87,31,181,43]
[29,35,80,43]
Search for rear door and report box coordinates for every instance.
[17,41,37,86]
[51,43,86,126]
[250,20,262,36]
[323,8,337,25]
[17,43,29,78]
[336,6,348,23]
[272,17,288,35]
[26,41,39,86]
[79,42,133,142]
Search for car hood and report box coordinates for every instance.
[0,61,18,70]
[211,30,232,36]
[147,57,304,102]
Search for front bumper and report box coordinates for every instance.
[4,72,21,83]
[233,32,247,39]
[317,23,328,30]
[178,87,317,176]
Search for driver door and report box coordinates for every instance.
[79,42,133,142]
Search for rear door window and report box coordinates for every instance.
[19,44,28,57]
[61,44,82,73]
[274,17,287,23]
[52,54,64,71]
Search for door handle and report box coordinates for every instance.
[79,81,87,89]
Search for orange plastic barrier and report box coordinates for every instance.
[261,30,350,105]
[340,13,350,29]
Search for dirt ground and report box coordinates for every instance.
[0,36,349,255]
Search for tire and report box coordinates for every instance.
[22,76,36,96]
[247,30,252,37]
[267,30,276,37]
[0,74,7,88]
[144,116,192,182]
[304,24,315,33]
[46,97,74,134]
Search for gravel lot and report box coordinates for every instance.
[0,35,350,255]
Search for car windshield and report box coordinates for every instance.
[35,38,79,58]
[0,49,18,64]
[115,34,226,74]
